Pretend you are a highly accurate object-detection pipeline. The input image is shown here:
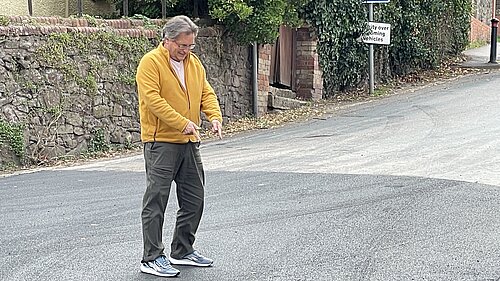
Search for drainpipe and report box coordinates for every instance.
[65,0,69,17]
[252,42,259,117]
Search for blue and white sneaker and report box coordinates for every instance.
[169,250,213,267]
[140,255,180,277]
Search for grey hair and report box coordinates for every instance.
[162,15,199,40]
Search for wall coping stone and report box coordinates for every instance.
[7,16,166,28]
[0,25,159,38]
[2,16,225,39]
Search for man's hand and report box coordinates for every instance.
[183,121,201,141]
[211,120,223,139]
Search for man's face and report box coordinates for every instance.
[165,32,195,62]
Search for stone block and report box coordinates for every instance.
[110,130,124,143]
[66,112,83,126]
[67,139,88,156]
[112,104,123,116]
[93,105,111,118]
[57,124,74,134]
[41,87,61,108]
[269,87,296,99]
[2,105,18,122]
[39,145,66,160]
[74,127,85,136]
[268,93,307,110]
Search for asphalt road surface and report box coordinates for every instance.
[2,71,500,281]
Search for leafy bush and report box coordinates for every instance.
[111,0,208,18]
[301,0,471,96]
[210,0,305,44]
[301,1,368,95]
[380,0,471,76]
[111,0,305,44]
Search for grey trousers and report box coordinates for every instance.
[141,141,205,262]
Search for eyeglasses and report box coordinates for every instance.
[171,40,196,50]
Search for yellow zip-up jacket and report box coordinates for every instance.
[136,43,222,143]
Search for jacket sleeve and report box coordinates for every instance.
[136,55,189,132]
[199,65,223,123]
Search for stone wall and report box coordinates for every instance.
[196,28,253,120]
[0,17,252,167]
[257,27,323,104]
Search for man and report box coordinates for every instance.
[136,15,223,278]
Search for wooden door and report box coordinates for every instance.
[270,26,297,90]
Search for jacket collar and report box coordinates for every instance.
[158,42,191,63]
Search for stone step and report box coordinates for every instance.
[269,87,296,99]
[268,93,307,110]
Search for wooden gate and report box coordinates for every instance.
[270,26,297,90]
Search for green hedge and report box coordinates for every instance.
[302,0,472,96]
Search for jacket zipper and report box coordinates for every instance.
[153,117,158,141]
[168,60,190,111]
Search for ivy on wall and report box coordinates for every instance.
[88,128,110,153]
[301,0,472,96]
[35,31,153,94]
[380,0,471,76]
[0,119,25,159]
[0,15,9,26]
[9,29,155,166]
[301,0,367,96]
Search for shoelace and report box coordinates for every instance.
[154,256,170,268]
[188,251,204,261]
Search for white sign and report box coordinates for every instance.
[362,22,391,45]
[363,0,390,3]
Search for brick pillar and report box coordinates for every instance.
[295,27,322,100]
[257,44,272,115]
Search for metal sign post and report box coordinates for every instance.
[368,4,375,95]
[363,0,390,95]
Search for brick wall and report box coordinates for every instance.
[257,26,323,107]
[258,44,272,115]
[470,16,492,43]
[295,27,322,100]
